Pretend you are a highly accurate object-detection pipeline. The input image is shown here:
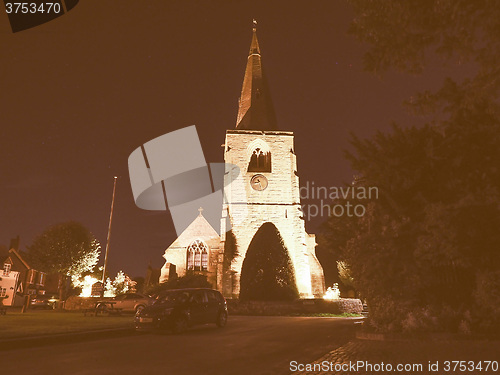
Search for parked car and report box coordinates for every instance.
[29,295,59,309]
[112,293,154,313]
[134,288,228,333]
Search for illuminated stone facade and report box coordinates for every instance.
[221,130,325,298]
[160,212,223,291]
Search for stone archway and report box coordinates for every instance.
[239,222,299,300]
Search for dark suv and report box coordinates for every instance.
[134,288,228,333]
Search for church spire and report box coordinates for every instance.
[235,20,278,131]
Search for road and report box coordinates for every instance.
[2,316,359,375]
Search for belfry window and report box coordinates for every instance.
[186,240,209,271]
[248,148,271,172]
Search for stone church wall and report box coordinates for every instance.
[223,130,323,298]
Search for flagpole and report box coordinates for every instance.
[101,176,118,292]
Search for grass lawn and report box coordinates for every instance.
[0,310,134,339]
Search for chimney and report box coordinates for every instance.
[9,235,20,251]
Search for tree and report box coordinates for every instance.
[239,223,299,301]
[112,270,137,295]
[348,0,500,118]
[337,261,355,290]
[28,221,101,301]
[104,277,115,297]
[321,117,500,331]
[318,0,500,333]
[133,276,145,293]
[223,230,238,297]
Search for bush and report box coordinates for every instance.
[227,298,363,316]
[474,270,500,333]
[239,223,299,301]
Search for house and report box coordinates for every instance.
[144,264,161,291]
[1,237,60,305]
[0,253,20,306]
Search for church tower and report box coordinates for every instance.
[222,22,325,298]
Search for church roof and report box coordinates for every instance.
[166,209,220,250]
[235,20,278,131]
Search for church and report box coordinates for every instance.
[159,23,325,299]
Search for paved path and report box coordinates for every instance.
[295,337,500,375]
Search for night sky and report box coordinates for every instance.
[0,1,471,279]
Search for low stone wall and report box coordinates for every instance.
[227,298,363,316]
[64,296,113,311]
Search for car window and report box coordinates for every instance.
[155,291,189,304]
[190,290,207,304]
[176,292,189,303]
[207,290,218,302]
[125,294,137,300]
[115,294,127,301]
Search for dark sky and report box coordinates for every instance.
[0,1,470,279]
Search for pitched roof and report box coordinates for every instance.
[235,21,278,131]
[166,210,220,250]
[8,248,30,270]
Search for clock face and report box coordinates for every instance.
[250,174,268,191]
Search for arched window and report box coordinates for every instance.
[201,250,208,271]
[186,240,209,271]
[187,252,194,270]
[194,251,201,269]
[248,147,271,172]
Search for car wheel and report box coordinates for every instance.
[172,316,188,334]
[135,305,145,314]
[216,311,228,327]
